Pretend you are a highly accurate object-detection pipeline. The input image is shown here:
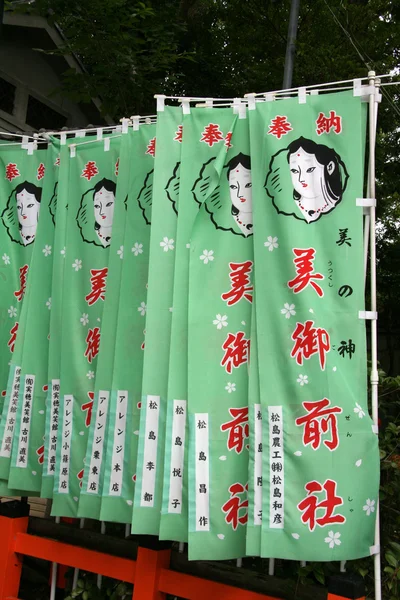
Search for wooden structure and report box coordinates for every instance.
[0,500,365,600]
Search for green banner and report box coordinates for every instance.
[77,131,131,520]
[187,110,253,560]
[249,91,378,560]
[8,142,60,493]
[0,144,46,493]
[52,135,121,517]
[99,122,157,524]
[132,107,182,535]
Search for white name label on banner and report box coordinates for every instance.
[47,379,60,475]
[16,374,35,468]
[58,394,74,494]
[86,390,110,494]
[168,399,187,514]
[268,405,284,529]
[109,390,128,496]
[195,412,210,532]
[0,366,21,458]
[140,395,160,507]
[254,403,263,526]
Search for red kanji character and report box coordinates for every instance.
[115,158,119,176]
[54,156,60,167]
[288,248,324,297]
[268,115,293,139]
[77,469,84,488]
[81,161,99,181]
[291,320,330,370]
[174,125,183,143]
[220,407,249,454]
[295,398,342,451]
[146,137,156,157]
[316,111,342,135]
[82,391,94,427]
[36,445,45,464]
[85,268,108,306]
[225,132,233,149]
[37,163,45,180]
[222,482,248,530]
[297,479,345,531]
[5,163,20,182]
[221,332,250,374]
[14,265,29,302]
[221,261,253,306]
[84,328,101,364]
[8,322,19,353]
[200,123,224,147]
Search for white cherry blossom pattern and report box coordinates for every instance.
[225,382,236,393]
[281,303,296,319]
[72,259,82,271]
[117,246,124,259]
[213,314,228,330]
[138,302,147,316]
[46,298,52,310]
[324,531,341,549]
[86,370,95,380]
[264,236,279,252]
[60,247,66,257]
[200,249,214,264]
[363,498,375,516]
[354,402,366,419]
[297,374,308,386]
[2,253,10,265]
[160,237,174,252]
[132,242,143,256]
[8,306,17,318]
[80,313,89,326]
[42,245,52,257]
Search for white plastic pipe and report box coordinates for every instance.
[97,521,106,588]
[49,516,61,600]
[72,519,85,590]
[268,558,275,576]
[367,70,382,600]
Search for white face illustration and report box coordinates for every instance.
[94,187,115,228]
[289,148,335,200]
[16,190,40,228]
[229,163,252,213]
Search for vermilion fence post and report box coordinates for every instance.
[0,500,29,600]
[132,547,171,600]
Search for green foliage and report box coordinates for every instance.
[64,572,132,600]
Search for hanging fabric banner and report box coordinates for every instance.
[99,122,156,524]
[160,106,239,543]
[77,130,131,519]
[249,90,378,560]
[8,141,60,492]
[187,111,253,560]
[0,143,45,493]
[41,139,73,498]
[245,298,262,556]
[132,107,181,535]
[52,135,121,517]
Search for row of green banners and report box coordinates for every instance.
[0,91,379,562]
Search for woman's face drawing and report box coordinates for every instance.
[16,189,40,228]
[229,163,252,213]
[94,187,115,227]
[289,148,334,200]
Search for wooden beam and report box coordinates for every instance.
[27,518,325,600]
[14,533,136,584]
